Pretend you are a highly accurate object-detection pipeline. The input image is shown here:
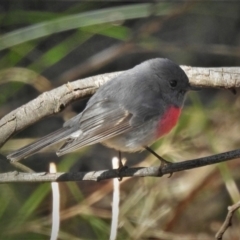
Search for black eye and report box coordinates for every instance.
[170,80,177,88]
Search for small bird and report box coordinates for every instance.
[7,58,196,168]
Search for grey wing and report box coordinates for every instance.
[7,127,77,162]
[56,100,133,156]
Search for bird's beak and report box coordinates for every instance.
[189,85,201,91]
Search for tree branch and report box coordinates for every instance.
[215,201,240,240]
[0,71,121,147]
[0,148,239,183]
[1,66,240,147]
[181,66,240,89]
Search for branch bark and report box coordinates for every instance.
[215,201,240,240]
[0,148,240,183]
[1,66,240,147]
[0,71,121,147]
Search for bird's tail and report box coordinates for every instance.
[7,127,76,162]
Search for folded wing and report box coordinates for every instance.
[7,100,134,161]
[57,100,133,156]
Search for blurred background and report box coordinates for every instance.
[1,1,240,239]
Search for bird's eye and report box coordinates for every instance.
[170,80,177,88]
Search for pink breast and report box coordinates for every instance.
[157,106,181,138]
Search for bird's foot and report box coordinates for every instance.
[158,157,173,178]
[116,151,128,181]
[117,158,128,181]
[144,146,173,177]
[117,165,128,181]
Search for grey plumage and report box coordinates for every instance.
[7,58,191,162]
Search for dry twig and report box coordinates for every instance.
[215,201,240,240]
[0,148,240,183]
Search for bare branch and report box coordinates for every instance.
[0,71,121,147]
[1,66,240,148]
[215,201,240,240]
[181,66,240,88]
[0,148,240,183]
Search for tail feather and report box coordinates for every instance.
[7,127,76,162]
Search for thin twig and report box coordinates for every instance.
[215,201,240,240]
[0,148,239,183]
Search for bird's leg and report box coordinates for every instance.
[118,151,124,169]
[145,146,172,176]
[117,151,128,181]
[145,146,171,165]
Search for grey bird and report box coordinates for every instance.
[7,58,196,167]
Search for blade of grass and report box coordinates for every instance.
[15,183,51,224]
[0,11,64,26]
[0,3,170,51]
